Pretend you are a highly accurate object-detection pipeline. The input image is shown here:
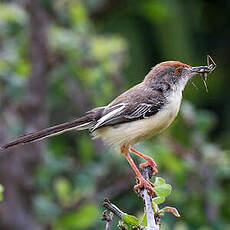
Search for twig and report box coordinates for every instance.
[140,167,160,230]
[103,198,124,218]
[101,167,161,230]
[102,210,114,230]
[102,199,125,230]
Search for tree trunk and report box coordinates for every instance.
[0,1,51,229]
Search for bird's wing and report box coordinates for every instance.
[91,88,166,131]
[124,101,164,119]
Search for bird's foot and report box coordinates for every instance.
[134,176,155,196]
[129,148,158,175]
[139,158,158,175]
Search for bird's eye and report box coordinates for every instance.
[175,67,183,75]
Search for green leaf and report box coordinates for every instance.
[154,177,172,197]
[153,196,165,205]
[122,213,140,227]
[154,184,172,197]
[140,212,147,226]
[154,177,166,186]
[0,184,4,201]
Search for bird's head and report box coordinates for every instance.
[144,59,215,92]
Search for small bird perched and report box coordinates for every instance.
[0,57,216,194]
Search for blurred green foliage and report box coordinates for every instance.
[0,185,3,201]
[0,0,230,230]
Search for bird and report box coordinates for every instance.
[0,60,215,195]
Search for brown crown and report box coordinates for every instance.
[158,61,191,68]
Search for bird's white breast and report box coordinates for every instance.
[93,88,183,149]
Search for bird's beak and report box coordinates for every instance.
[190,66,211,75]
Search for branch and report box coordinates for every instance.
[101,210,114,230]
[139,167,160,230]
[103,199,124,218]
[102,167,161,230]
[102,199,125,230]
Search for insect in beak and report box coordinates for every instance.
[201,55,216,93]
[191,55,216,93]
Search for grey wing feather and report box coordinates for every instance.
[124,103,153,119]
[91,103,126,131]
[91,99,165,131]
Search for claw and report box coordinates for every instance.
[134,176,155,196]
[139,159,158,175]
[129,148,158,175]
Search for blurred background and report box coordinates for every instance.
[0,0,229,229]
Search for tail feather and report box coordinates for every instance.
[1,116,93,150]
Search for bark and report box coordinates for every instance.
[0,0,51,229]
[141,167,160,230]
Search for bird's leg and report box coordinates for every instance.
[130,147,158,175]
[121,145,155,195]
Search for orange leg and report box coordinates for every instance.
[130,147,158,174]
[121,146,155,195]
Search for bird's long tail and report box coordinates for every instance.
[0,116,94,151]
